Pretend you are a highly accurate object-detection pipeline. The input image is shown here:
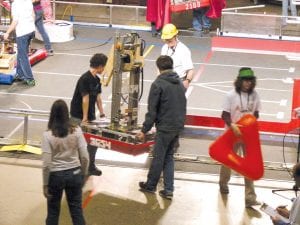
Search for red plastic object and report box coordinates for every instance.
[212,36,300,55]
[28,48,48,66]
[84,133,154,156]
[209,114,264,180]
[170,0,210,12]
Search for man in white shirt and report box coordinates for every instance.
[160,23,194,89]
[4,0,36,86]
[219,67,261,208]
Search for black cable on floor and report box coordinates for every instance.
[282,128,297,178]
[55,36,113,51]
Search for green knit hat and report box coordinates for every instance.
[238,68,255,78]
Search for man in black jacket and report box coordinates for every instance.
[137,55,186,200]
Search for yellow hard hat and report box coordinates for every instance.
[161,23,178,40]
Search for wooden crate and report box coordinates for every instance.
[0,53,16,70]
[0,67,14,74]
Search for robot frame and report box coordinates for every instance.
[81,32,155,156]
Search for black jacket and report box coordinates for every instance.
[142,70,187,133]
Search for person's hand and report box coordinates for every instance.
[100,113,105,118]
[43,185,51,198]
[136,132,145,143]
[82,175,89,187]
[3,32,9,40]
[230,123,241,137]
[182,80,190,89]
[276,206,289,218]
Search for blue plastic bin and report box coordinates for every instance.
[0,69,16,85]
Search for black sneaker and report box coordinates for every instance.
[159,190,173,200]
[203,28,210,34]
[88,167,102,176]
[138,182,156,193]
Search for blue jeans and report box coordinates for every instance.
[282,0,297,17]
[282,0,297,25]
[146,131,179,193]
[35,9,52,51]
[16,32,35,81]
[46,167,86,225]
[192,7,211,31]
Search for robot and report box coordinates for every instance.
[81,32,154,155]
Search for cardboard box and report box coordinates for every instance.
[0,67,14,74]
[0,53,16,70]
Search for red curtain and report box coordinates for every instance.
[206,0,226,19]
[146,0,171,30]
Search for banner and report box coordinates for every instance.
[206,0,226,18]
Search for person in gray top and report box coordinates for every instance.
[42,99,89,225]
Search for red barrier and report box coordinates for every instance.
[212,36,300,54]
[84,133,154,156]
[28,48,48,66]
[186,79,300,134]
[209,114,264,180]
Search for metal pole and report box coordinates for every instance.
[53,0,56,20]
[109,5,112,26]
[136,8,138,25]
[110,33,122,129]
[279,22,282,40]
[220,14,224,36]
[297,127,300,163]
[223,5,265,11]
[23,115,28,145]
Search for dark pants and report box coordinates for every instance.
[70,117,98,171]
[46,167,85,225]
[146,130,179,193]
[87,145,98,171]
[34,9,52,51]
[16,32,35,81]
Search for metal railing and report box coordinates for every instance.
[0,108,299,171]
[219,7,300,41]
[52,0,149,30]
[0,108,49,147]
